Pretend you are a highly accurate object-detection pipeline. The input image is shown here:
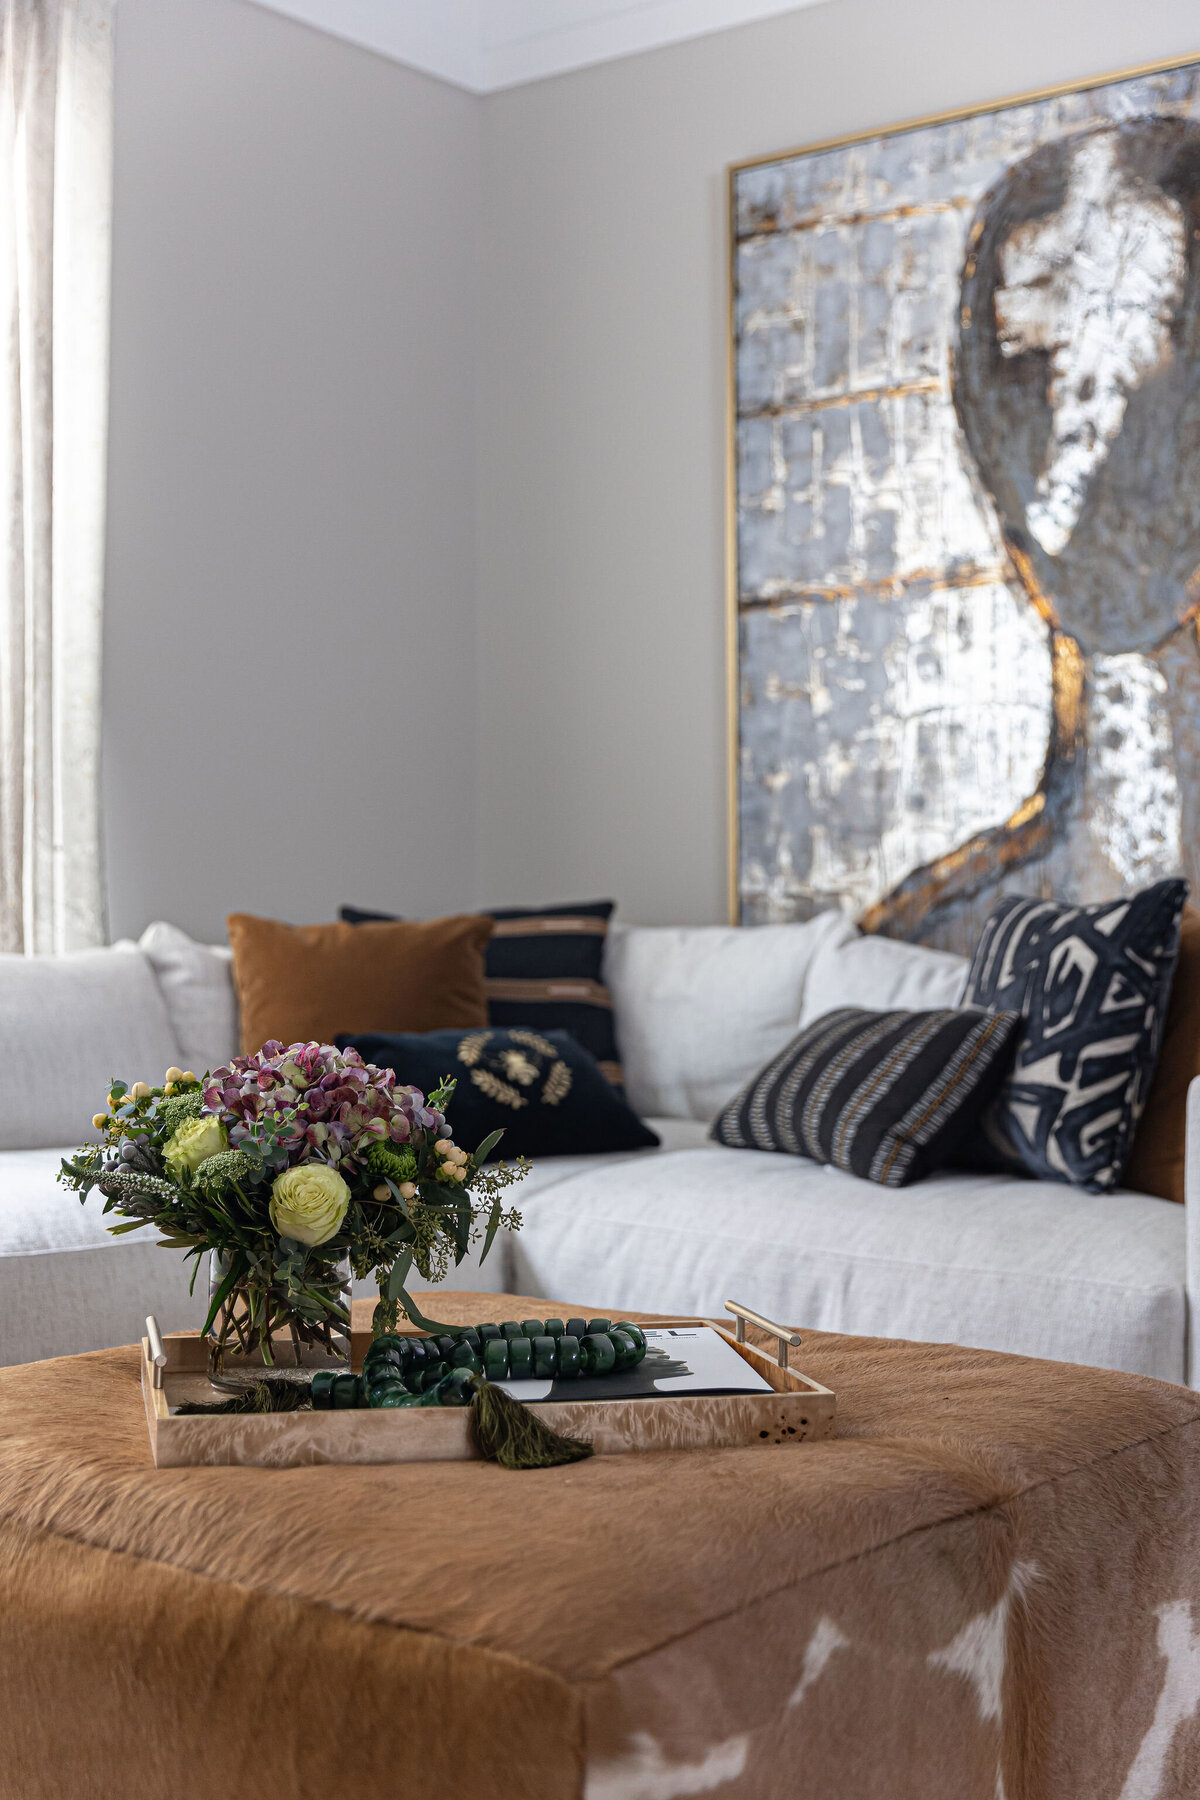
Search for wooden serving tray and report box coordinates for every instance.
[140,1310,835,1469]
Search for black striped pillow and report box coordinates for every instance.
[710,1006,1020,1187]
[340,901,623,1085]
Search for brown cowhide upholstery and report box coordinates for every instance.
[1,1292,1199,1799]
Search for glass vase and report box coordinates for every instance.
[205,1247,353,1391]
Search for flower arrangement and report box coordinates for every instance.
[59,1040,527,1374]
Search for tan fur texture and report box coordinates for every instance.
[1,1293,1199,1798]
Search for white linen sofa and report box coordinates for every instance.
[0,917,1193,1386]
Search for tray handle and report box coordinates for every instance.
[725,1301,802,1371]
[145,1315,168,1389]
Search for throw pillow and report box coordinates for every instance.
[603,911,855,1121]
[227,914,493,1055]
[0,944,184,1151]
[137,921,240,1076]
[336,1027,660,1159]
[1123,905,1200,1203]
[710,1006,1020,1187]
[961,879,1187,1192]
[342,900,623,1084]
[797,927,968,1029]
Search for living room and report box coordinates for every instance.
[4,0,1200,1794]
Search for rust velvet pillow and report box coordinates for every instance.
[226,914,493,1056]
[1124,905,1200,1203]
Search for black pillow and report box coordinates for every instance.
[710,1006,1020,1187]
[336,1027,659,1160]
[341,901,623,1086]
[961,879,1187,1191]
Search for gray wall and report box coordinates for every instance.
[475,0,1200,926]
[103,0,480,942]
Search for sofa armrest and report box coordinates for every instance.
[1185,1076,1200,1386]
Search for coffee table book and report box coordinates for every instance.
[139,1306,835,1468]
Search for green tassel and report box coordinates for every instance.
[468,1373,593,1470]
[175,1379,312,1415]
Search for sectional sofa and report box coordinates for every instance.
[0,915,1192,1385]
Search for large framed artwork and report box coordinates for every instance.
[730,53,1200,950]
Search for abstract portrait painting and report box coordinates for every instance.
[731,56,1200,950]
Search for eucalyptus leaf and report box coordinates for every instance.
[473,1128,504,1164]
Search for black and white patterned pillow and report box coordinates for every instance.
[710,1007,1020,1188]
[961,879,1187,1191]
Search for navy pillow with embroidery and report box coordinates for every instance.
[335,1027,658,1160]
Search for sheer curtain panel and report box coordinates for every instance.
[0,0,113,953]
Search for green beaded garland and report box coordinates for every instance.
[580,1333,616,1374]
[310,1369,337,1410]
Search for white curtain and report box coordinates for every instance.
[0,0,113,954]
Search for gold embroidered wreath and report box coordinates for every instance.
[455,1030,573,1110]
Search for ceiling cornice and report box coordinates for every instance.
[246,0,834,95]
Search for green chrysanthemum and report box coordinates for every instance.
[366,1141,419,1186]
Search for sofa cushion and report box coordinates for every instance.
[603,912,854,1122]
[963,880,1187,1191]
[711,1006,1020,1186]
[137,922,239,1078]
[508,1144,1187,1383]
[337,1027,659,1159]
[0,947,183,1151]
[226,913,493,1054]
[1124,904,1200,1203]
[798,927,968,1028]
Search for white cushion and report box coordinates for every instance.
[798,926,968,1028]
[0,1147,206,1365]
[509,1145,1186,1383]
[0,946,184,1150]
[138,921,239,1075]
[604,912,854,1121]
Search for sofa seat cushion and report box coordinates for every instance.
[0,1148,207,1366]
[508,1145,1186,1383]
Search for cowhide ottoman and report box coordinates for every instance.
[1,1292,1198,1800]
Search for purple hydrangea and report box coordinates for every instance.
[201,1041,443,1172]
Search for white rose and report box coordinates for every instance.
[269,1163,351,1247]
[163,1116,228,1178]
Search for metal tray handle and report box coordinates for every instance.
[145,1315,168,1389]
[725,1300,802,1371]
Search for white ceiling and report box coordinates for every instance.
[246,0,834,93]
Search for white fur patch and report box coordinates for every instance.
[788,1616,851,1707]
[927,1561,1039,1722]
[1118,1601,1200,1800]
[585,1731,749,1800]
